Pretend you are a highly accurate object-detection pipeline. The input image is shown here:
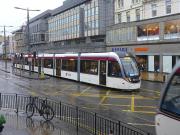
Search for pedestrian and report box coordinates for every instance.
[109,129,113,135]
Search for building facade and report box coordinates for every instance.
[106,14,180,73]
[115,0,180,24]
[12,27,25,53]
[28,10,52,53]
[46,0,114,53]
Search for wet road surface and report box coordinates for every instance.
[0,61,163,134]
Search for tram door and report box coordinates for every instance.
[38,58,41,74]
[56,59,61,77]
[100,61,106,85]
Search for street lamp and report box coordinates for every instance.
[14,7,40,53]
[0,25,13,70]
[14,7,40,75]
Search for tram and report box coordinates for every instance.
[15,52,141,90]
[156,61,180,135]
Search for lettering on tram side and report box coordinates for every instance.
[66,73,71,77]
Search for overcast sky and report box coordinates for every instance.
[0,0,64,34]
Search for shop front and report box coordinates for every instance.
[107,44,180,74]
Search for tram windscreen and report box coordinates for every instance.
[121,57,139,77]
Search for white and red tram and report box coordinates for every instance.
[16,52,141,90]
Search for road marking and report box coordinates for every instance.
[29,91,37,96]
[79,87,92,96]
[54,85,73,95]
[123,110,156,114]
[71,93,159,100]
[99,90,110,104]
[127,123,155,127]
[131,95,135,112]
[141,88,161,94]
[102,104,157,109]
[102,104,130,107]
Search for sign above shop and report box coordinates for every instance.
[134,47,149,52]
[112,47,128,52]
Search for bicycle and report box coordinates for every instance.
[26,97,55,121]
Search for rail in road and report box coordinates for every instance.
[0,93,153,135]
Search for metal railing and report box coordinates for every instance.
[0,93,152,135]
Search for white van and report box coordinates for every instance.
[156,61,180,135]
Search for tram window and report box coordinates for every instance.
[44,59,53,69]
[35,59,38,66]
[161,68,180,117]
[80,60,98,75]
[62,59,77,72]
[108,61,122,77]
[24,58,28,65]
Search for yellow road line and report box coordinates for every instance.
[131,95,135,112]
[71,93,159,100]
[29,91,37,96]
[141,88,161,94]
[123,110,156,114]
[127,123,155,127]
[102,104,157,109]
[54,85,73,95]
[79,87,92,96]
[101,104,130,107]
[99,90,110,104]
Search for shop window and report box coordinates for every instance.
[137,23,159,41]
[154,55,160,72]
[108,61,122,77]
[136,56,148,71]
[44,59,53,69]
[172,56,177,68]
[80,60,98,75]
[164,19,180,39]
[163,56,172,73]
[62,60,77,72]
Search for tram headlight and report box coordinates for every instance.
[128,78,132,82]
[125,77,132,82]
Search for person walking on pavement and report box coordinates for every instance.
[109,129,113,135]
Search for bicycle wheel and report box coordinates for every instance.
[26,103,34,118]
[42,105,54,121]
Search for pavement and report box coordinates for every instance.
[0,61,50,80]
[12,68,50,80]
[0,109,90,135]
